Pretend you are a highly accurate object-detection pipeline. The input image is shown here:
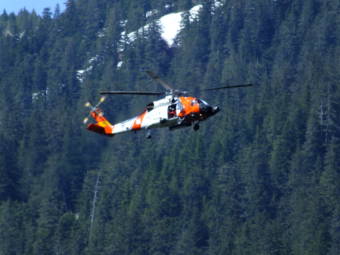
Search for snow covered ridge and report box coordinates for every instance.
[121,0,225,49]
[123,4,203,47]
[76,2,225,83]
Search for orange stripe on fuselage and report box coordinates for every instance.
[132,111,147,130]
[178,97,200,117]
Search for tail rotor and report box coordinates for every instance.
[83,96,106,124]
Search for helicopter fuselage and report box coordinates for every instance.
[87,95,220,137]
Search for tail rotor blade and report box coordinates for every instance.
[95,96,106,108]
[83,117,89,124]
[84,102,92,108]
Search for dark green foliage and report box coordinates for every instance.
[0,0,339,254]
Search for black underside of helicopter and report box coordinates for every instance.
[169,105,221,131]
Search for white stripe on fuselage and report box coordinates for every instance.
[112,96,174,134]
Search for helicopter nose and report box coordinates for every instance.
[213,106,220,114]
[199,102,220,116]
[199,103,212,114]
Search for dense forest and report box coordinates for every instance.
[0,0,339,254]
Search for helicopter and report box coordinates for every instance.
[84,71,252,138]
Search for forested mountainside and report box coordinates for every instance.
[0,0,339,254]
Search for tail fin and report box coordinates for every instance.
[87,109,114,136]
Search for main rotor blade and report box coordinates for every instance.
[145,70,174,91]
[100,90,164,96]
[202,83,253,91]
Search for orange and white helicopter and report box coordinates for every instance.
[84,71,252,138]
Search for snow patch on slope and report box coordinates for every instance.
[158,12,182,46]
[76,55,100,83]
[124,4,203,47]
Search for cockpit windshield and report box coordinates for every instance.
[198,99,208,105]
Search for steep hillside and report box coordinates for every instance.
[0,0,339,254]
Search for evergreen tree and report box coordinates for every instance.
[0,0,339,253]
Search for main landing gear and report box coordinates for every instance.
[193,123,200,131]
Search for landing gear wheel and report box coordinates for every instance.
[193,123,200,131]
